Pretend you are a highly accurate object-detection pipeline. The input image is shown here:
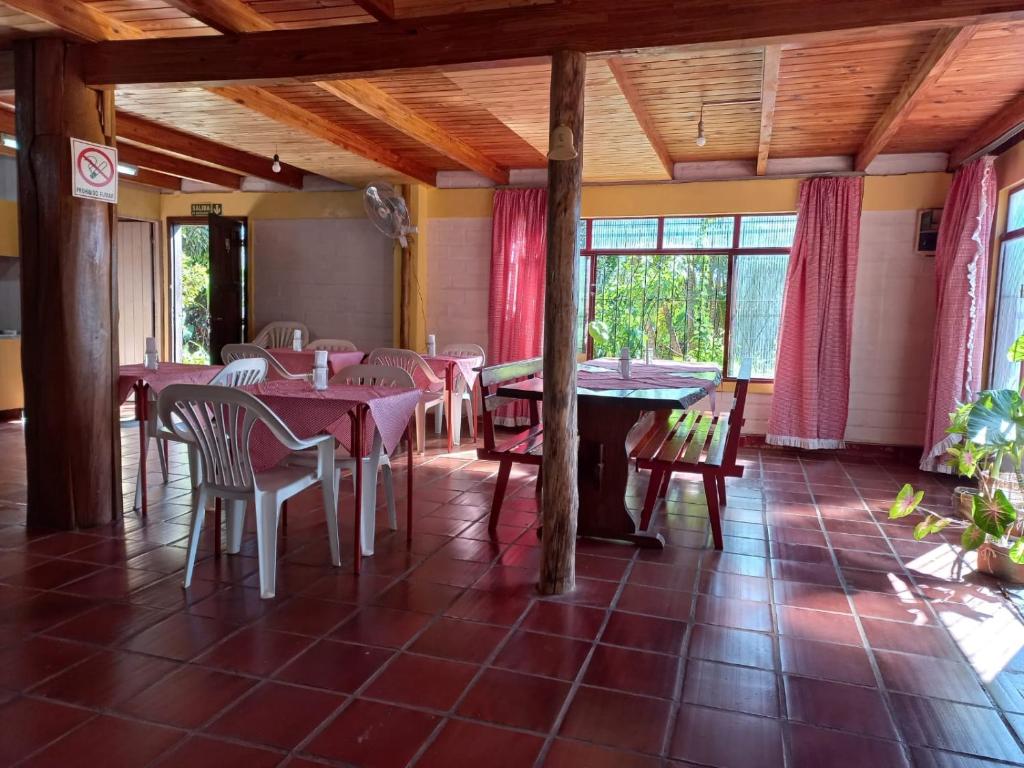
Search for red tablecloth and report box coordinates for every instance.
[117,363,223,404]
[578,359,721,392]
[266,348,365,379]
[423,354,484,391]
[244,379,421,472]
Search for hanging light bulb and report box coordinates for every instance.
[271,153,282,173]
[547,125,578,161]
[695,103,707,148]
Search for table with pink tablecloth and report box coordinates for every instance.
[117,362,223,404]
[244,379,421,472]
[266,348,365,379]
[421,354,485,450]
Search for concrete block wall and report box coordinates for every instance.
[425,217,492,355]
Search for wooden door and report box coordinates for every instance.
[208,212,245,364]
[116,219,160,364]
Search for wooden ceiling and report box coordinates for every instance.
[2,0,1024,189]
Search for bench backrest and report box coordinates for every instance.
[478,357,544,450]
[723,358,752,470]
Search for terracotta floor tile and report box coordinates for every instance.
[0,636,95,690]
[861,617,958,659]
[682,659,780,717]
[694,594,773,633]
[778,636,877,686]
[688,624,775,670]
[206,681,344,750]
[776,605,862,645]
[542,739,662,768]
[875,650,990,705]
[372,580,465,613]
[117,665,256,728]
[443,588,531,625]
[275,639,394,693]
[409,617,508,663]
[304,699,440,768]
[669,704,784,768]
[415,719,544,768]
[258,595,357,636]
[585,643,680,699]
[0,697,94,765]
[122,612,236,661]
[617,583,694,620]
[364,653,477,710]
[152,736,283,768]
[31,649,180,708]
[493,629,592,680]
[197,626,312,676]
[891,694,1024,763]
[559,686,671,754]
[784,675,896,738]
[602,610,686,654]
[331,606,433,648]
[458,667,570,731]
[20,714,183,768]
[520,601,606,640]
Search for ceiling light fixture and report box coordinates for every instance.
[117,163,138,177]
[1,134,17,150]
[271,153,282,173]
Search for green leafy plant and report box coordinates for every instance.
[891,332,1024,564]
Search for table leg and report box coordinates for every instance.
[446,364,454,453]
[134,380,149,517]
[214,498,222,557]
[352,406,363,574]
[406,421,414,545]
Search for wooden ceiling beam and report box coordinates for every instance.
[128,168,183,191]
[161,0,275,33]
[755,45,781,176]
[606,57,672,179]
[117,111,305,187]
[78,0,1024,86]
[949,92,1024,168]
[316,80,507,183]
[1,0,145,41]
[352,0,396,22]
[118,143,243,188]
[212,85,437,184]
[854,25,977,171]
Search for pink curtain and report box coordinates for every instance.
[488,188,547,426]
[767,176,864,449]
[920,156,996,472]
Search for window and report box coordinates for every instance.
[990,187,1024,389]
[577,214,797,379]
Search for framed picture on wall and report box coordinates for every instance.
[916,208,942,255]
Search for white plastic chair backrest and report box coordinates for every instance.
[252,321,309,349]
[305,339,358,353]
[158,384,307,491]
[221,344,298,380]
[332,364,415,389]
[211,358,268,387]
[441,343,485,364]
[367,347,442,388]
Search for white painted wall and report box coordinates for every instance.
[425,207,936,446]
[253,218,395,351]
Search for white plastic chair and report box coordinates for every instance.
[367,348,446,453]
[441,342,485,441]
[305,339,358,353]
[131,358,272,511]
[221,343,305,381]
[158,384,340,599]
[287,364,413,556]
[252,321,309,349]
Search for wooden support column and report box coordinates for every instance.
[539,50,585,596]
[15,37,120,529]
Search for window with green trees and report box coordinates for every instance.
[578,214,796,379]
[172,224,211,364]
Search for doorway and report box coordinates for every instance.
[168,215,249,364]
[117,219,160,365]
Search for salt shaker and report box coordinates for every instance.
[312,349,328,390]
[426,333,437,357]
[619,345,631,379]
[144,337,159,371]
[292,329,303,352]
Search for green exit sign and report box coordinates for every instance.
[191,203,223,216]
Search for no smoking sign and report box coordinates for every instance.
[70,138,118,204]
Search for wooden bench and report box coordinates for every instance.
[633,360,752,549]
[476,357,544,532]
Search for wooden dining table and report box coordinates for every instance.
[497,359,721,547]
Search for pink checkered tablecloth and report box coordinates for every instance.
[266,348,365,379]
[578,359,721,392]
[244,379,421,472]
[423,354,484,391]
[117,363,223,404]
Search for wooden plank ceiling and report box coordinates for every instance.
[1,1,1024,189]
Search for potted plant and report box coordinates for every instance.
[890,334,1024,582]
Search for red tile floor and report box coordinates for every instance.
[2,420,1024,767]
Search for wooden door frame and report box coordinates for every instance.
[117,216,164,360]
[166,215,251,360]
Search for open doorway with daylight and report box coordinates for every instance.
[168,214,249,364]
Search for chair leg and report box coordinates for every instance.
[704,472,724,550]
[716,474,727,505]
[158,438,169,483]
[254,493,280,599]
[183,488,207,589]
[415,403,426,454]
[382,461,397,530]
[226,500,245,554]
[464,396,477,440]
[640,469,664,532]
[489,461,512,534]
[322,472,340,568]
[434,400,444,435]
[213,498,222,557]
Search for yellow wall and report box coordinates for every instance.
[158,190,366,220]
[0,200,15,257]
[423,173,952,219]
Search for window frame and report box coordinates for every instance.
[578,213,794,382]
[989,185,1024,390]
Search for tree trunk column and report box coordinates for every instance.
[16,38,121,529]
[539,50,585,595]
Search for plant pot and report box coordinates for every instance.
[977,542,1024,584]
[954,487,977,521]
